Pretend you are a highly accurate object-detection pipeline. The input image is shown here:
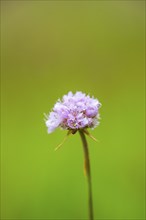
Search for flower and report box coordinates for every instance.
[45,91,101,133]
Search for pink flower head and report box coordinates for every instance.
[45,91,101,133]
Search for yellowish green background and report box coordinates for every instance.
[1,1,145,219]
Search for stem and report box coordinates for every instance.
[79,130,94,220]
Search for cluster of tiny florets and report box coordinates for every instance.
[45,91,101,133]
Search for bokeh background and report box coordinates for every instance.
[1,1,145,219]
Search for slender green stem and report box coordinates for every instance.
[79,130,94,220]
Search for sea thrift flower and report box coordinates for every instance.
[45,91,101,220]
[45,91,101,134]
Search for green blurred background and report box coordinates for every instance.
[1,1,145,219]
